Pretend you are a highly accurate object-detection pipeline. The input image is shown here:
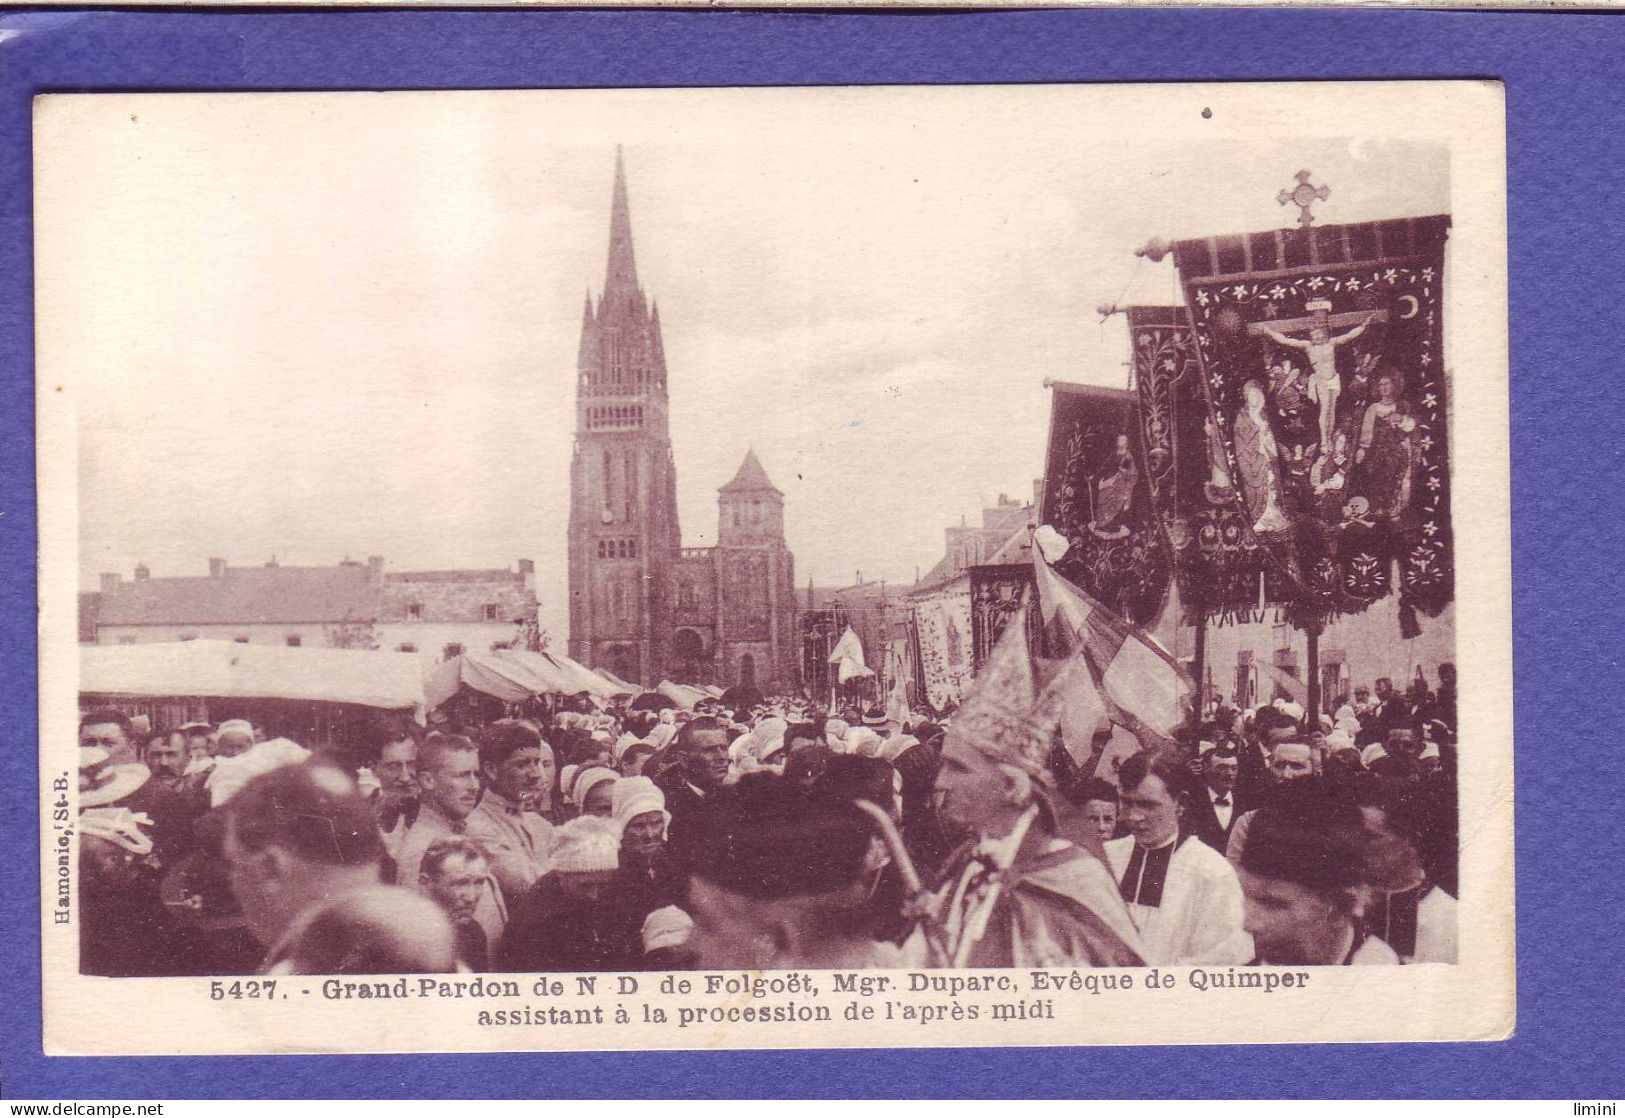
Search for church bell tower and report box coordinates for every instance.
[567,149,681,685]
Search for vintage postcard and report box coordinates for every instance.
[35,81,1511,1055]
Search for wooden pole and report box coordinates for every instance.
[1306,621,1321,729]
[1191,609,1208,727]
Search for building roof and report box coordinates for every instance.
[96,564,385,627]
[719,448,782,495]
[804,579,910,610]
[388,568,522,584]
[911,514,1033,594]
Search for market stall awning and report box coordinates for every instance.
[593,667,639,695]
[656,680,709,710]
[423,650,558,710]
[424,648,627,709]
[496,649,622,702]
[81,640,426,710]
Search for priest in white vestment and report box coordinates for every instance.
[1106,749,1253,966]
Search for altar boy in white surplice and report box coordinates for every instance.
[1105,748,1254,966]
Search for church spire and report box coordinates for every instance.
[603,146,639,303]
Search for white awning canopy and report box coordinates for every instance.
[81,640,426,710]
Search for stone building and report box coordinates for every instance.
[86,556,540,669]
[566,151,797,691]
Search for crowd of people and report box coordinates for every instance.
[75,663,1458,978]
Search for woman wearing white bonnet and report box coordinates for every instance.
[844,726,882,758]
[1324,726,1357,756]
[613,776,683,918]
[641,905,694,966]
[570,765,620,818]
[612,776,671,839]
[498,815,627,972]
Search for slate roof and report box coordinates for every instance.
[719,448,781,495]
[96,565,385,627]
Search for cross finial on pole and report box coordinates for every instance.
[1278,169,1330,228]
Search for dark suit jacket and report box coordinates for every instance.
[1189,785,1250,854]
[652,768,709,874]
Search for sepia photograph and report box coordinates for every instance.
[34,80,1512,1054]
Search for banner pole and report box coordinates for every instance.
[1191,608,1207,728]
[1306,622,1321,729]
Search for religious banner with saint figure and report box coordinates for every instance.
[1128,305,1280,624]
[910,587,974,713]
[1039,382,1171,628]
[969,562,1032,671]
[1173,213,1453,622]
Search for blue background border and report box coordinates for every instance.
[2,7,1619,1099]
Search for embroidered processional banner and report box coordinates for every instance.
[1173,215,1453,621]
[1128,305,1283,623]
[969,563,1031,671]
[910,588,974,713]
[1039,382,1171,628]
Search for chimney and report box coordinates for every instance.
[367,555,385,584]
[1032,477,1044,511]
[99,572,120,593]
[134,562,150,582]
[517,558,536,592]
[208,558,227,579]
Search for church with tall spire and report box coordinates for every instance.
[567,150,797,692]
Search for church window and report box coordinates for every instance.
[625,449,637,522]
[1272,648,1300,702]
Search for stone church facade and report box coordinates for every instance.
[567,152,797,693]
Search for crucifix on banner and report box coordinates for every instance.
[1248,298,1387,454]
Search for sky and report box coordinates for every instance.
[38,85,1454,641]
